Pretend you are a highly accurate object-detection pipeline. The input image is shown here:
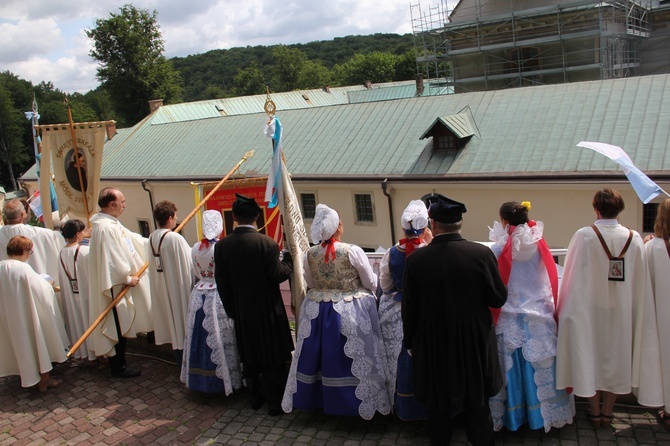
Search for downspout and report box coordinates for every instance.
[141,179,156,230]
[381,178,396,246]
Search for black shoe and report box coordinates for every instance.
[250,395,265,410]
[111,367,141,378]
[267,403,283,416]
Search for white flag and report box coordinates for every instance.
[577,141,668,204]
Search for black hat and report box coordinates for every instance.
[232,193,261,219]
[425,193,467,224]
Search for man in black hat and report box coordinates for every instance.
[214,194,294,416]
[402,194,507,445]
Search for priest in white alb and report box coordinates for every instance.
[0,198,65,283]
[146,200,194,366]
[88,187,153,378]
[0,235,69,391]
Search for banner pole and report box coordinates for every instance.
[174,150,253,234]
[65,98,91,224]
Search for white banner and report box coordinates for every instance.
[278,160,310,327]
[39,122,106,219]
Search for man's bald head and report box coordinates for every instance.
[3,199,26,224]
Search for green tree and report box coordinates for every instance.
[234,61,267,96]
[332,52,398,86]
[0,76,29,190]
[299,60,332,89]
[271,46,309,92]
[86,4,183,126]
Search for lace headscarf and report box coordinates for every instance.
[310,204,339,263]
[200,210,223,250]
[399,200,429,256]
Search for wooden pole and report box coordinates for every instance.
[65,99,91,224]
[66,263,148,358]
[173,150,254,234]
[67,151,253,358]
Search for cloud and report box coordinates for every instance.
[1,0,417,93]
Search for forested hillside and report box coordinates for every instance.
[172,33,416,101]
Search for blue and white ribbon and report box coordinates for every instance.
[577,141,668,204]
[264,116,283,208]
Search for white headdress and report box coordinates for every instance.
[310,204,339,244]
[401,200,429,231]
[202,210,223,240]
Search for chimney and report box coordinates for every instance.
[105,121,118,140]
[363,80,372,89]
[148,99,164,114]
[416,74,424,96]
[323,85,331,93]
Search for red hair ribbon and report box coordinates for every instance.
[199,238,215,251]
[492,220,558,325]
[321,238,336,264]
[399,237,422,257]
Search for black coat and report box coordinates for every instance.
[402,232,507,416]
[214,227,294,368]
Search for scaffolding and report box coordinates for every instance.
[411,0,653,91]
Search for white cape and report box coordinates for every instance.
[58,244,96,361]
[88,213,152,357]
[146,229,194,350]
[0,224,65,285]
[0,260,69,387]
[646,236,670,411]
[556,223,663,406]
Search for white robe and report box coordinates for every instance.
[0,224,65,284]
[0,260,69,387]
[58,244,96,361]
[88,212,153,357]
[146,228,194,350]
[646,236,670,411]
[556,220,663,406]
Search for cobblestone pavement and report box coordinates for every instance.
[1,352,669,446]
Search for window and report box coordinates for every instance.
[643,202,659,233]
[300,192,317,220]
[138,220,150,238]
[436,134,458,151]
[353,193,375,224]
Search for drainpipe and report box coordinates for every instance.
[381,179,396,246]
[141,180,156,230]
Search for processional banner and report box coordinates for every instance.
[37,122,106,220]
[201,177,283,246]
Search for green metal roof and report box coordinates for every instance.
[21,74,670,182]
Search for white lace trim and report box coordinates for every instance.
[490,327,575,432]
[181,285,242,395]
[489,220,545,261]
[378,293,403,408]
[282,296,391,419]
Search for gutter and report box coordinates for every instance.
[381,179,396,246]
[141,180,156,230]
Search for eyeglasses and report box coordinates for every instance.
[25,250,33,255]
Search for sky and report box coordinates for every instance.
[0,0,436,94]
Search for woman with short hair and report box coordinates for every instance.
[0,235,69,391]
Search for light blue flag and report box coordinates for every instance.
[264,116,283,208]
[577,141,668,204]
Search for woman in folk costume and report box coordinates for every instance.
[378,199,431,421]
[487,201,574,432]
[0,236,69,391]
[556,188,662,428]
[181,210,242,394]
[644,198,670,431]
[58,219,96,362]
[283,204,391,419]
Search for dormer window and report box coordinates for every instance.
[420,106,479,153]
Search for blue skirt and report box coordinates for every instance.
[293,302,361,416]
[395,347,427,420]
[185,296,226,393]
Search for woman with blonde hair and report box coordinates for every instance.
[488,201,574,432]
